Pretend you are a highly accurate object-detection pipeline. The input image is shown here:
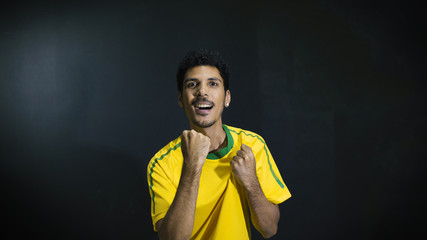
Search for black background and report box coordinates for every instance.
[1,0,426,239]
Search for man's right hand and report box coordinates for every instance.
[181,130,211,169]
[157,130,210,240]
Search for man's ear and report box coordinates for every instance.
[225,90,231,107]
[178,91,183,108]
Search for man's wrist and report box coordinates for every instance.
[242,176,262,192]
[182,158,204,174]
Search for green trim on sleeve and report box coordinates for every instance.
[228,128,285,189]
[149,142,181,214]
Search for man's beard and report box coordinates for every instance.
[192,118,216,128]
[186,99,225,128]
[190,106,224,128]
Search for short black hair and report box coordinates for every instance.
[176,49,229,92]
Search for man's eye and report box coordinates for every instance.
[209,82,218,86]
[187,82,196,87]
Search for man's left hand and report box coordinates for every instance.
[230,144,259,189]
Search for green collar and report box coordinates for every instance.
[206,124,234,160]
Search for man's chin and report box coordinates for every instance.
[192,119,216,128]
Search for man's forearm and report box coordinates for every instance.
[230,144,280,238]
[157,163,202,240]
[245,181,280,239]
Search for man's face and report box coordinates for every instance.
[178,65,231,128]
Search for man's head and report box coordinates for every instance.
[176,49,229,93]
[177,49,231,129]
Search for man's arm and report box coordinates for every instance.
[244,177,280,238]
[156,130,210,240]
[231,144,280,239]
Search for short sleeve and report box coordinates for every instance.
[254,139,291,204]
[147,155,177,231]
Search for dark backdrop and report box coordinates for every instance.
[1,0,425,239]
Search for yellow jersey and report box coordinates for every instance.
[147,125,291,239]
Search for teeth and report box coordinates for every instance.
[196,104,212,108]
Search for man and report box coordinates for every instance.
[147,49,291,239]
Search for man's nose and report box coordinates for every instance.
[197,84,207,96]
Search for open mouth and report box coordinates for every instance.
[194,102,214,115]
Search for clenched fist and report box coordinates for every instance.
[181,130,211,169]
[230,144,258,189]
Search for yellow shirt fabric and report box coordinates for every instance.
[147,125,291,239]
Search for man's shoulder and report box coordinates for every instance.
[226,125,266,143]
[149,136,182,164]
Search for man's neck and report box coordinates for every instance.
[190,121,226,153]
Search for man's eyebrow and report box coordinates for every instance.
[184,78,199,82]
[184,77,222,82]
[208,77,222,82]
